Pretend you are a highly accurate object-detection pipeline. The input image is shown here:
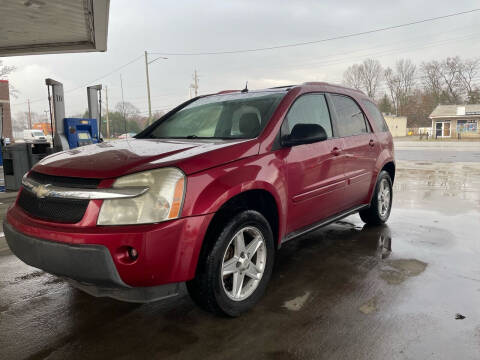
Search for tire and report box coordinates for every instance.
[359,170,393,225]
[187,210,275,317]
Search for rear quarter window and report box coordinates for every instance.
[331,94,368,137]
[362,101,389,133]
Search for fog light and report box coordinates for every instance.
[127,247,138,261]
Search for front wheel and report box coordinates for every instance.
[187,210,275,317]
[359,170,393,225]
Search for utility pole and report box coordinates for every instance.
[144,50,168,125]
[120,74,126,135]
[27,99,32,129]
[191,70,199,97]
[144,51,152,124]
[104,85,110,139]
[43,110,50,135]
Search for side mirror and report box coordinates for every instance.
[282,123,328,147]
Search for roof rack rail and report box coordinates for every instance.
[268,85,296,89]
[215,90,240,94]
[302,82,366,95]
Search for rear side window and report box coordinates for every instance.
[331,95,368,137]
[284,94,333,138]
[362,100,389,132]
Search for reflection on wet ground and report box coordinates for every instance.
[1,160,480,360]
[394,161,480,213]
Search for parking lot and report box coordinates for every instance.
[1,152,480,360]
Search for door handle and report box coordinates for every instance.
[369,139,375,147]
[331,147,342,156]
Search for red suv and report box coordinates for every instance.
[5,82,394,316]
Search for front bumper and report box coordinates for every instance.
[4,220,127,287]
[5,206,214,288]
[4,220,182,302]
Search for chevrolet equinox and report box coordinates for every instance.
[5,82,395,316]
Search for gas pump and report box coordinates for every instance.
[3,79,103,190]
[46,79,102,151]
[64,118,99,148]
[46,78,68,152]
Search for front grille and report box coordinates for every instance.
[29,171,100,189]
[17,172,101,223]
[18,188,90,223]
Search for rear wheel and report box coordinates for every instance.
[359,170,393,225]
[187,210,275,317]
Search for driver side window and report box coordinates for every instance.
[284,94,333,138]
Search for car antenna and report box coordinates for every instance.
[241,81,248,93]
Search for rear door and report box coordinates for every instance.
[281,93,346,233]
[329,94,379,209]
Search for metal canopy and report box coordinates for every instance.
[0,0,110,57]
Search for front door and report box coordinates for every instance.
[330,94,379,209]
[436,122,443,137]
[443,122,451,137]
[280,93,346,234]
[436,121,451,138]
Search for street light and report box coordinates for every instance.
[144,51,168,125]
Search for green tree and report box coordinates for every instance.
[378,94,393,114]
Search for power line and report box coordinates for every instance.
[149,8,480,56]
[221,30,480,78]
[64,55,143,95]
[12,54,143,106]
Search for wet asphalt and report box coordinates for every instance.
[1,159,480,359]
[396,149,480,162]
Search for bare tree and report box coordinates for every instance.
[384,59,416,115]
[0,60,19,98]
[343,59,383,99]
[0,60,15,78]
[343,64,363,91]
[440,57,464,104]
[360,59,383,99]
[384,67,401,115]
[421,60,443,102]
[396,59,416,113]
[458,58,480,99]
[114,101,140,119]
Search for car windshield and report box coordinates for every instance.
[33,131,44,136]
[144,91,285,139]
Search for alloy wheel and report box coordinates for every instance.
[221,226,267,301]
[377,178,391,218]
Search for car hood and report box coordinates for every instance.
[34,138,259,179]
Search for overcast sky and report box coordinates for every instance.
[3,0,480,122]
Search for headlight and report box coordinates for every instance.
[97,168,185,225]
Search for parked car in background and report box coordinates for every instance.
[23,129,48,144]
[117,132,136,139]
[5,82,395,316]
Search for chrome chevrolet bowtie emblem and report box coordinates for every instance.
[32,184,51,199]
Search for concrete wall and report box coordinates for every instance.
[0,80,13,141]
[384,115,407,137]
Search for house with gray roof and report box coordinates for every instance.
[429,104,480,139]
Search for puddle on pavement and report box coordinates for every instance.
[283,291,311,311]
[359,296,378,314]
[380,259,427,285]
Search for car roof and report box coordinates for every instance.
[212,82,368,99]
